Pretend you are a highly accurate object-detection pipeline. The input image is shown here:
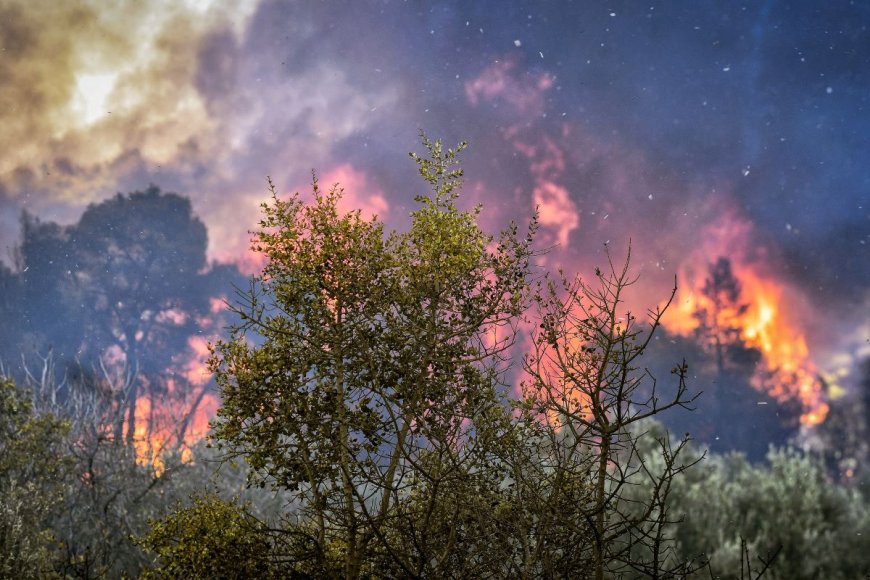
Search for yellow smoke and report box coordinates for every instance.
[0,0,257,203]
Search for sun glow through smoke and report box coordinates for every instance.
[71,73,117,126]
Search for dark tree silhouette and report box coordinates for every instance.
[693,257,756,374]
[684,257,797,458]
[5,186,244,446]
[69,187,214,444]
[71,187,208,368]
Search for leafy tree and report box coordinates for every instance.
[210,137,536,577]
[468,411,599,578]
[0,377,69,579]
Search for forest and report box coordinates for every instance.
[1,139,869,579]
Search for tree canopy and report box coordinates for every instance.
[211,138,537,576]
[205,137,707,578]
[2,186,245,446]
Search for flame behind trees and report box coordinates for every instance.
[4,188,243,471]
[667,256,828,427]
[693,257,755,374]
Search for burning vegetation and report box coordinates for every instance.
[0,141,866,578]
[665,255,829,427]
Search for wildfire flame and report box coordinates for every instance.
[126,334,220,474]
[665,258,829,427]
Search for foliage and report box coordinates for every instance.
[211,136,536,577]
[9,356,221,579]
[0,377,68,579]
[137,493,281,579]
[668,445,870,579]
[0,186,258,579]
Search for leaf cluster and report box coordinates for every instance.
[137,493,282,579]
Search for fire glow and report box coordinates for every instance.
[128,383,218,474]
[128,336,220,473]
[664,256,829,427]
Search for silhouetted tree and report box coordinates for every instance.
[689,257,795,458]
[71,187,208,366]
[69,187,214,443]
[7,186,244,446]
[693,257,757,374]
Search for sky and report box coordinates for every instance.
[0,0,867,403]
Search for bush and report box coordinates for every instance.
[138,494,281,579]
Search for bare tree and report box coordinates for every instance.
[522,246,701,579]
[17,351,213,578]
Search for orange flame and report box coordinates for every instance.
[664,247,828,426]
[126,334,219,474]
